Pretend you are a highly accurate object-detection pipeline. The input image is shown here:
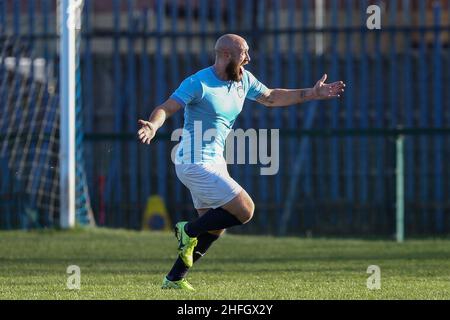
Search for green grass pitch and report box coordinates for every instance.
[0,228,449,299]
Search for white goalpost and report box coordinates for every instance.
[59,0,84,229]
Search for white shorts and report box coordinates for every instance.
[175,160,243,210]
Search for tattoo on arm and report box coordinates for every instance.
[300,90,306,100]
[299,89,315,103]
[257,91,275,106]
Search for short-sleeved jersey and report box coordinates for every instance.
[170,66,269,164]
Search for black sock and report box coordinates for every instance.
[166,257,188,282]
[167,232,220,281]
[193,232,220,262]
[184,208,242,238]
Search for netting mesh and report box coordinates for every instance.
[0,40,58,227]
[0,33,93,229]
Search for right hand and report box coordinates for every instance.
[137,120,157,144]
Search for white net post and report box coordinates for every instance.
[59,0,83,229]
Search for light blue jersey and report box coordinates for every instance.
[171,66,268,164]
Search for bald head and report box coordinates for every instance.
[213,34,250,82]
[214,34,248,58]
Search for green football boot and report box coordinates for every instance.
[161,276,195,291]
[175,221,198,268]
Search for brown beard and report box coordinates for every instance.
[225,59,243,82]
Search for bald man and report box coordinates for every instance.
[138,34,345,291]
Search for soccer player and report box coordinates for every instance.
[138,34,345,290]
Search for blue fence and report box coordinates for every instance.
[1,0,449,236]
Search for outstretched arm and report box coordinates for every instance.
[256,74,345,107]
[137,98,182,144]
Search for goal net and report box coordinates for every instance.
[0,2,94,229]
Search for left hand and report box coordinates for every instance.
[313,74,345,100]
